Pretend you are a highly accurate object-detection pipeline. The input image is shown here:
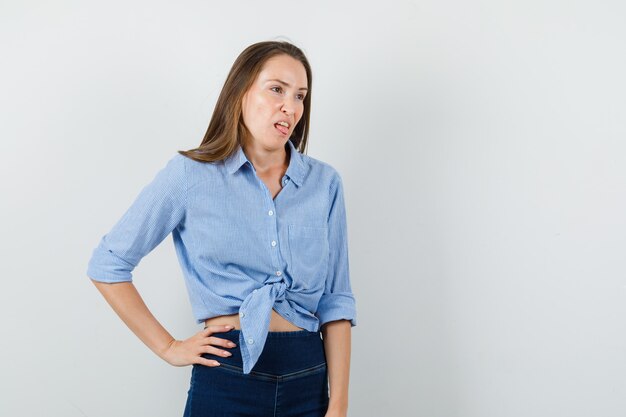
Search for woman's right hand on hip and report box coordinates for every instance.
[162,325,237,367]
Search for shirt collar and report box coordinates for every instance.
[224,139,306,187]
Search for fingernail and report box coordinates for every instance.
[225,325,233,329]
[228,342,236,347]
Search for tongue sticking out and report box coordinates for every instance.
[274,123,289,135]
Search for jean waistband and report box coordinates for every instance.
[202,329,326,375]
[205,328,319,338]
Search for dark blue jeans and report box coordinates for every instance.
[183,329,329,417]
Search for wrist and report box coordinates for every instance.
[158,338,177,360]
[327,400,348,414]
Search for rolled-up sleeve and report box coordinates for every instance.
[315,172,357,328]
[86,154,187,283]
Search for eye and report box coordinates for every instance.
[271,86,305,101]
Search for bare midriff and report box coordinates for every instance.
[204,309,304,332]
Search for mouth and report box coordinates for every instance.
[274,122,290,136]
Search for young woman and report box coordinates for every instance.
[87,41,357,417]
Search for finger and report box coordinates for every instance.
[204,344,233,357]
[196,357,221,367]
[203,325,234,335]
[205,336,237,348]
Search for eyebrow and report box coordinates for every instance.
[265,79,308,91]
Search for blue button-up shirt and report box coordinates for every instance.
[86,139,357,374]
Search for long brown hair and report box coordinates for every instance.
[179,41,312,163]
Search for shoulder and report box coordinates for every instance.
[172,152,229,195]
[155,152,188,182]
[173,152,223,172]
[163,152,188,170]
[169,152,220,182]
[300,153,343,188]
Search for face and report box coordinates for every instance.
[240,54,308,151]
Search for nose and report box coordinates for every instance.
[281,97,297,117]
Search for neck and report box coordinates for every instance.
[242,139,290,174]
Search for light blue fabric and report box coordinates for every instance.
[86,139,357,374]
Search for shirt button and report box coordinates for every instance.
[239,312,245,318]
[268,210,274,216]
[271,240,276,247]
[253,289,257,293]
[283,178,288,185]
[247,338,254,344]
[276,271,282,276]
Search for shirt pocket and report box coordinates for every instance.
[287,224,329,290]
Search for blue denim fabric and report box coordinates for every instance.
[183,329,329,417]
[86,139,356,374]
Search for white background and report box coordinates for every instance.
[1,1,625,416]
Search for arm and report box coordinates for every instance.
[87,154,234,367]
[91,280,176,360]
[321,319,352,416]
[90,279,233,367]
[86,154,185,363]
[315,172,357,416]
[86,154,186,283]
